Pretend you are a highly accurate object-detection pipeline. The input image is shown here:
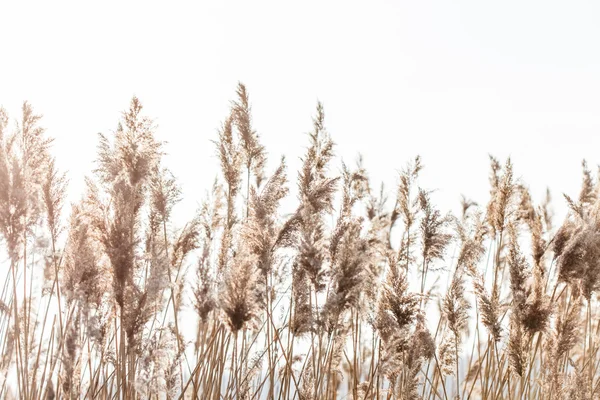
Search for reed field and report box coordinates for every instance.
[1,83,599,399]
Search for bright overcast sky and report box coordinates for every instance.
[1,1,600,223]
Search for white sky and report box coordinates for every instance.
[1,1,600,224]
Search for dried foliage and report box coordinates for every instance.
[0,89,599,400]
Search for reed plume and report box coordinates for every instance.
[285,102,338,335]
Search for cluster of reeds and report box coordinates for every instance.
[1,85,599,399]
